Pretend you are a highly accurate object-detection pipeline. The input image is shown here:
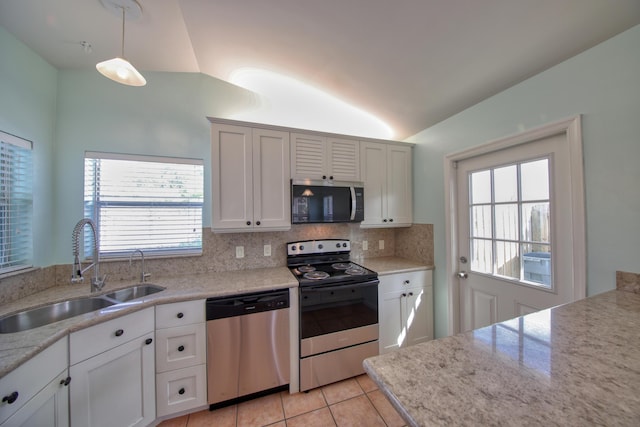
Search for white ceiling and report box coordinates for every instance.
[1,0,639,140]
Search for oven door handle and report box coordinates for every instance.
[303,279,379,293]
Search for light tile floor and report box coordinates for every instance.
[158,375,407,427]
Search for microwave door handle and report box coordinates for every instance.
[350,186,356,220]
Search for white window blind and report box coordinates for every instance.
[0,131,33,274]
[84,152,204,258]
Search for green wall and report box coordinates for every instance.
[0,26,57,267]
[409,24,640,338]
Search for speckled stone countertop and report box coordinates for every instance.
[0,256,429,379]
[364,290,640,426]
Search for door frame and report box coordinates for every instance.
[443,116,586,335]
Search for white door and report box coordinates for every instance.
[452,118,586,332]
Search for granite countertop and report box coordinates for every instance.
[0,256,429,379]
[364,290,640,426]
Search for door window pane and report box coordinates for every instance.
[470,170,491,204]
[521,159,549,201]
[471,205,492,238]
[522,245,551,287]
[471,239,492,274]
[522,202,550,243]
[495,204,518,240]
[494,165,517,202]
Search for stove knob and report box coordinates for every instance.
[318,244,323,249]
[291,245,297,251]
[342,243,347,248]
[336,243,341,248]
[300,245,305,251]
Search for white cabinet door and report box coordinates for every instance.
[70,332,155,427]
[211,123,253,230]
[1,370,69,427]
[252,128,290,229]
[379,288,405,354]
[360,142,412,227]
[291,133,359,181]
[0,338,68,426]
[212,124,290,232]
[378,270,433,354]
[386,144,412,226]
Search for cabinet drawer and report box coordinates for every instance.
[156,364,207,418]
[0,337,67,425]
[379,269,431,293]
[156,300,205,329]
[70,307,154,365]
[155,323,206,373]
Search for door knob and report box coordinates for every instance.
[457,271,468,279]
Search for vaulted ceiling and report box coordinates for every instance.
[2,0,639,139]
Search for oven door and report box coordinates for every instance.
[299,279,378,357]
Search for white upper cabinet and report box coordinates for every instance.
[360,141,412,227]
[211,123,291,232]
[291,133,360,182]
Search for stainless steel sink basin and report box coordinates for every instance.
[103,284,165,302]
[0,284,165,334]
[0,297,115,334]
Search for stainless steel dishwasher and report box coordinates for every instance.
[206,289,290,407]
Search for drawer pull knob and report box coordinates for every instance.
[256,221,261,226]
[402,293,407,297]
[115,329,124,337]
[2,391,18,404]
[404,280,410,285]
[177,312,184,319]
[409,292,414,296]
[145,338,153,345]
[60,377,72,387]
[178,345,185,352]
[178,388,185,395]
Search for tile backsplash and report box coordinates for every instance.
[0,223,434,305]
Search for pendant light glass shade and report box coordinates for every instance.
[97,1,146,86]
[97,57,146,86]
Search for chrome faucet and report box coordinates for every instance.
[129,249,151,283]
[71,218,107,292]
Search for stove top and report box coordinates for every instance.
[287,239,378,287]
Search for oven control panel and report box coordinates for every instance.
[287,239,350,256]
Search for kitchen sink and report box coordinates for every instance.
[102,284,165,302]
[0,297,115,334]
[0,284,165,334]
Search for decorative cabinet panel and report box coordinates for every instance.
[155,300,207,418]
[379,270,433,354]
[360,142,412,227]
[291,133,360,182]
[212,123,291,232]
[69,308,156,427]
[0,338,69,427]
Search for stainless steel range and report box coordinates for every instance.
[287,239,379,391]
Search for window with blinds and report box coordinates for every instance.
[84,152,204,258]
[0,131,33,274]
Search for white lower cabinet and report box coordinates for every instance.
[155,300,206,418]
[69,307,155,427]
[379,270,433,354]
[0,338,69,427]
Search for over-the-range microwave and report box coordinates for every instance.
[291,179,364,224]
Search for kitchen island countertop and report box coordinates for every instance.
[364,289,640,426]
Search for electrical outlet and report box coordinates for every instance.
[235,246,244,258]
[264,244,272,257]
[362,240,368,251]
[379,240,385,250]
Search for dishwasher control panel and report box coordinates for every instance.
[206,289,289,320]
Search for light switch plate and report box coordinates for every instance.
[362,240,368,251]
[235,246,244,258]
[379,240,385,250]
[264,244,271,257]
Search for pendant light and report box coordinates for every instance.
[96,0,146,86]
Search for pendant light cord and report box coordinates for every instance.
[120,6,126,58]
